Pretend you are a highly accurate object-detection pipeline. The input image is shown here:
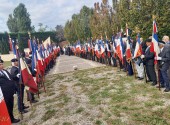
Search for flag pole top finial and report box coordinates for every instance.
[152,15,156,20]
[135,26,140,33]
[28,31,31,39]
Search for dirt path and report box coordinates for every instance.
[48,55,104,74]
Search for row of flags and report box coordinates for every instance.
[1,37,60,125]
[73,20,160,65]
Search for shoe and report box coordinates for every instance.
[138,77,144,80]
[11,118,20,123]
[31,100,38,103]
[151,82,157,86]
[156,85,165,88]
[23,106,29,109]
[164,88,170,92]
[20,109,28,113]
[147,80,152,82]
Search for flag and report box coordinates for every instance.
[95,43,100,58]
[20,58,38,93]
[11,40,17,58]
[112,35,117,54]
[106,40,111,58]
[116,33,124,62]
[0,87,11,125]
[76,41,81,53]
[126,38,132,60]
[99,40,105,58]
[133,33,142,58]
[88,43,91,52]
[8,38,12,51]
[150,20,160,62]
[36,50,45,75]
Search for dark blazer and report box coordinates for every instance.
[158,45,170,70]
[10,66,19,83]
[144,47,154,65]
[0,70,15,99]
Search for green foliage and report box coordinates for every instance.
[65,0,170,41]
[7,3,32,33]
[64,6,93,43]
[0,33,9,54]
[38,23,48,32]
[42,109,56,121]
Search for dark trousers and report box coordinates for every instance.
[159,70,165,87]
[127,62,133,76]
[112,57,117,67]
[161,68,170,89]
[4,95,14,121]
[146,65,157,83]
[17,84,25,112]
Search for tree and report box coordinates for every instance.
[64,6,93,43]
[55,25,65,42]
[38,23,48,32]
[90,0,113,39]
[7,3,32,33]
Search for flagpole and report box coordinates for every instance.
[152,15,161,91]
[16,45,24,120]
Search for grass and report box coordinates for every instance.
[75,107,84,113]
[4,61,11,68]
[19,66,170,125]
[42,109,56,121]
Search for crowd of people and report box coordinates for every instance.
[66,35,170,92]
[0,39,60,123]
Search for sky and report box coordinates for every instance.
[0,0,112,32]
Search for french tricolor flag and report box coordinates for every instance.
[133,33,142,58]
[20,58,38,93]
[0,87,11,125]
[150,20,160,62]
[116,33,124,63]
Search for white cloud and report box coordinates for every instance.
[0,0,112,32]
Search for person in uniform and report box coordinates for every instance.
[10,58,29,113]
[0,59,20,123]
[141,39,157,86]
[157,40,170,92]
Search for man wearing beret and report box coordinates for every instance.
[156,40,170,92]
[10,58,29,113]
[141,39,157,86]
[0,59,20,123]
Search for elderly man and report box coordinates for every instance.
[141,39,157,86]
[157,40,170,92]
[162,36,170,80]
[0,59,20,123]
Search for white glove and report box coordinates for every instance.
[156,56,162,60]
[141,55,145,59]
[34,69,37,71]
[17,73,20,78]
